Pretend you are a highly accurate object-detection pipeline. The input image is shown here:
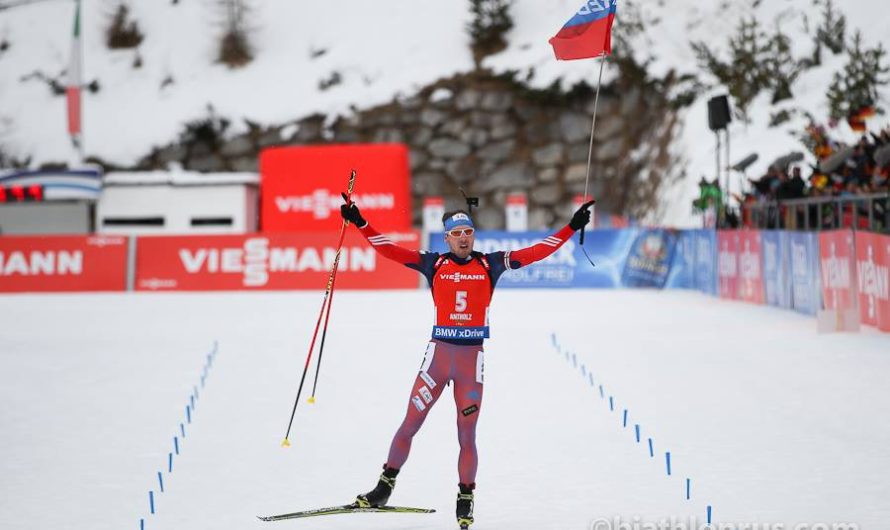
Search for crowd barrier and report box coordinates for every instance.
[2,227,888,332]
[678,228,888,331]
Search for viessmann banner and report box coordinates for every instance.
[429,229,679,288]
[854,231,890,331]
[259,144,412,233]
[135,231,421,291]
[0,235,128,292]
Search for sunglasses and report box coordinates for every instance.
[447,228,475,237]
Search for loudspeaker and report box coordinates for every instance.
[708,95,732,131]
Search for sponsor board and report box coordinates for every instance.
[135,231,419,291]
[761,231,792,309]
[692,230,718,295]
[737,230,764,304]
[788,232,822,315]
[430,229,676,288]
[717,231,740,300]
[665,230,695,289]
[260,144,411,233]
[0,235,127,292]
[854,231,890,331]
[818,230,857,313]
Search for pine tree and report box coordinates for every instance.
[467,0,514,68]
[217,0,252,68]
[692,18,773,119]
[764,29,801,104]
[826,31,890,121]
[815,0,846,55]
[105,2,144,49]
[693,17,808,118]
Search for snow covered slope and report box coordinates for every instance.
[0,0,888,225]
[1,290,889,529]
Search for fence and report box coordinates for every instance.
[743,192,890,232]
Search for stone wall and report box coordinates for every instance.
[138,71,683,228]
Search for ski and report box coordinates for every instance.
[257,503,435,522]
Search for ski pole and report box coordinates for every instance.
[308,231,344,403]
[281,170,356,446]
[308,187,356,403]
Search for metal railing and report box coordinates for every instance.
[742,192,890,232]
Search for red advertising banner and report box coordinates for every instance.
[0,235,128,292]
[737,230,764,304]
[855,231,890,331]
[717,231,739,300]
[135,231,420,291]
[260,144,412,233]
[818,230,857,312]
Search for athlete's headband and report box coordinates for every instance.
[443,212,475,232]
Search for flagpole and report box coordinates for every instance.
[68,0,84,165]
[580,51,606,245]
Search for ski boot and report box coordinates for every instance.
[355,465,399,508]
[456,483,475,529]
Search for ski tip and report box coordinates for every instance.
[281,438,291,448]
[307,396,316,404]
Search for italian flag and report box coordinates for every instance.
[66,0,82,138]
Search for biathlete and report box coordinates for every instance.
[340,198,595,529]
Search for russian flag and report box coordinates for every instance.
[549,0,617,61]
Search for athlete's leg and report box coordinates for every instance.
[452,346,484,485]
[386,341,451,469]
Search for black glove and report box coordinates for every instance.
[569,199,596,230]
[340,193,367,227]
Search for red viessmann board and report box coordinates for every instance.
[0,235,128,292]
[260,144,412,233]
[134,231,420,291]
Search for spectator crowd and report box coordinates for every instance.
[695,125,890,231]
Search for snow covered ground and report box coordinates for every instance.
[2,1,889,226]
[2,289,889,530]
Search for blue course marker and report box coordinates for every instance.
[707,505,712,525]
[190,394,195,410]
[168,452,173,473]
[581,364,586,376]
[174,436,179,455]
[158,471,164,493]
[572,353,577,368]
[588,373,594,387]
[140,518,144,530]
[635,424,640,442]
[186,405,191,424]
[599,385,604,398]
[622,409,627,427]
[666,452,672,475]
[609,396,614,411]
[180,423,185,438]
[194,385,199,400]
[648,438,654,457]
[686,478,691,500]
[149,490,155,514]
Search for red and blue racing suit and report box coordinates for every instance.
[359,223,576,486]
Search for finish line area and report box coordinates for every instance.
[1,290,888,530]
